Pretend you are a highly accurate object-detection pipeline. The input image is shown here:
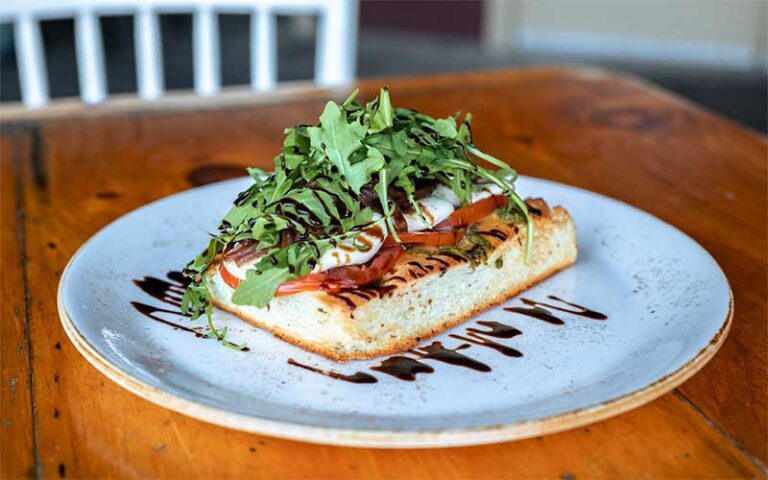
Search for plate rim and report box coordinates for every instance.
[56,176,734,448]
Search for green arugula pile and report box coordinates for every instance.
[181,88,532,349]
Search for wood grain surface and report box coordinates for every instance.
[1,68,766,478]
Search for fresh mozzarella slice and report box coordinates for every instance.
[431,185,461,207]
[402,197,455,231]
[432,183,506,206]
[222,255,264,281]
[314,216,388,271]
[471,183,504,203]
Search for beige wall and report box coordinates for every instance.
[485,0,768,70]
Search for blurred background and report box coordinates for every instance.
[1,0,766,132]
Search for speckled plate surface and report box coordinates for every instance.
[58,176,732,448]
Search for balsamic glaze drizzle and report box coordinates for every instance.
[130,271,205,336]
[131,270,607,385]
[408,342,491,372]
[332,294,357,310]
[474,229,508,241]
[288,358,378,384]
[503,296,607,324]
[537,295,608,320]
[371,356,434,381]
[467,321,523,339]
[130,301,203,337]
[449,332,523,358]
[503,305,564,325]
[132,271,189,307]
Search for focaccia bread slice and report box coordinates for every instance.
[204,199,577,361]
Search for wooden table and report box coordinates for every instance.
[2,68,766,478]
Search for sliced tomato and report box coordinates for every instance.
[434,194,508,231]
[323,246,403,285]
[383,230,463,247]
[218,246,404,295]
[218,263,242,289]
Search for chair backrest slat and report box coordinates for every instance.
[251,7,276,92]
[193,6,220,96]
[15,14,49,108]
[135,7,164,100]
[4,0,357,109]
[75,10,107,104]
[315,0,357,87]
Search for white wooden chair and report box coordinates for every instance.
[0,0,358,108]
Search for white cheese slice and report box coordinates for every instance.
[222,255,264,280]
[431,185,461,207]
[314,216,388,271]
[402,197,455,231]
[433,183,505,206]
[471,183,504,202]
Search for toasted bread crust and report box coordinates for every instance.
[205,199,577,361]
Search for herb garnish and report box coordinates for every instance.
[181,88,532,345]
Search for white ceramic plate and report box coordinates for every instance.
[59,176,731,448]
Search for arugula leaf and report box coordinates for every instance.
[432,117,458,139]
[456,113,472,143]
[249,215,289,248]
[246,167,269,180]
[369,87,394,132]
[467,145,514,174]
[348,147,385,193]
[341,206,374,231]
[232,267,290,308]
[341,88,360,108]
[307,101,366,192]
[376,169,401,243]
[185,238,222,276]
[315,176,359,215]
[284,189,333,225]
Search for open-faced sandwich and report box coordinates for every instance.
[182,89,577,361]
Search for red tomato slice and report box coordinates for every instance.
[434,195,508,231]
[323,246,403,285]
[217,246,404,295]
[383,230,463,247]
[218,263,241,289]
